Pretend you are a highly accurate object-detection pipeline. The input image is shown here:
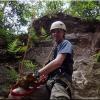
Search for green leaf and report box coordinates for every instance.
[22,60,36,71]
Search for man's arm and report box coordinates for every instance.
[38,53,66,76]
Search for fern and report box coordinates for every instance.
[7,39,27,54]
[22,60,36,71]
[8,39,21,53]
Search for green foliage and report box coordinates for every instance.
[32,1,64,18]
[32,1,44,18]
[40,27,51,41]
[19,46,27,52]
[68,1,100,20]
[0,28,15,44]
[7,39,27,54]
[8,1,32,26]
[0,1,33,34]
[22,60,36,71]
[29,27,51,41]
[96,52,100,62]
[8,39,21,53]
[45,1,64,16]
[0,1,16,45]
[31,0,100,21]
[28,28,39,42]
[0,8,3,22]
[6,67,18,82]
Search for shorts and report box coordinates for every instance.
[50,82,71,100]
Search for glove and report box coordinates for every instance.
[33,71,40,80]
[34,71,47,83]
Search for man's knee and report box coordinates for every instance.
[50,83,70,100]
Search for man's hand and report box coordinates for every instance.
[39,74,47,83]
[33,71,47,83]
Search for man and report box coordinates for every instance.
[36,21,74,100]
[8,21,73,100]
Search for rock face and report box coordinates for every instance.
[73,58,100,99]
[91,32,100,52]
[26,41,53,66]
[32,12,100,35]
[71,32,100,99]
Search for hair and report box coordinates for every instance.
[62,29,66,39]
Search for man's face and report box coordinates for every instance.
[51,28,65,42]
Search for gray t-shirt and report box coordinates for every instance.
[57,40,73,55]
[50,39,73,81]
[48,40,73,81]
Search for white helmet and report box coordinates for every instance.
[50,21,66,31]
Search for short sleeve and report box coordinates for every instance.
[57,40,73,55]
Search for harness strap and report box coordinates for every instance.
[59,76,72,90]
